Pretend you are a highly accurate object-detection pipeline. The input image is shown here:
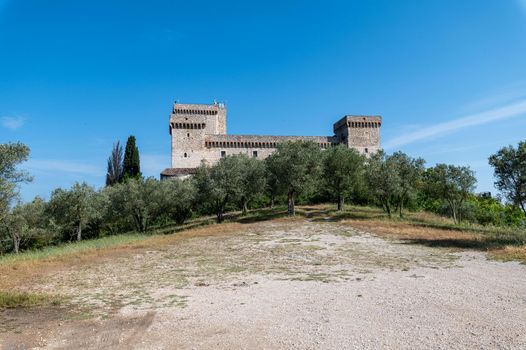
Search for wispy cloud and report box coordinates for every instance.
[25,159,102,177]
[384,99,526,150]
[1,115,25,130]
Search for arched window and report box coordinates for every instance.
[184,152,187,158]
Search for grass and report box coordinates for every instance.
[305,204,526,263]
[0,291,62,309]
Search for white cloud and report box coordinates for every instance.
[1,115,25,130]
[25,159,102,177]
[384,99,526,150]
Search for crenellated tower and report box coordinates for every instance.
[169,101,227,169]
[333,115,382,155]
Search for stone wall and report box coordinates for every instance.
[163,102,382,177]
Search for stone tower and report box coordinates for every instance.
[333,115,382,155]
[169,101,227,169]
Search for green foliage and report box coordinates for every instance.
[0,142,32,223]
[423,164,477,224]
[322,145,365,211]
[4,138,526,257]
[193,155,245,222]
[266,141,322,216]
[105,177,158,232]
[47,183,102,241]
[239,155,266,214]
[365,151,400,218]
[389,151,425,218]
[106,141,124,186]
[489,141,526,216]
[123,136,141,180]
[157,178,196,224]
[0,197,50,253]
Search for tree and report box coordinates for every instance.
[264,153,281,208]
[106,177,159,232]
[267,141,322,216]
[365,150,400,218]
[123,136,141,180]
[239,155,266,215]
[1,198,47,253]
[489,141,526,216]
[423,164,477,224]
[389,151,425,218]
[322,145,364,211]
[158,178,196,224]
[47,182,101,241]
[0,142,32,224]
[106,141,124,186]
[193,156,244,223]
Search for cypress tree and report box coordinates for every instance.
[123,136,141,180]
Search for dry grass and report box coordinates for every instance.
[0,291,62,309]
[0,222,244,291]
[312,205,526,263]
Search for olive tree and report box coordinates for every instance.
[423,164,476,224]
[1,198,47,253]
[267,141,322,216]
[239,155,266,215]
[158,178,196,224]
[322,145,364,211]
[489,141,526,216]
[193,156,244,223]
[47,182,101,241]
[365,151,400,218]
[106,177,159,232]
[389,151,425,218]
[264,153,281,208]
[0,142,32,225]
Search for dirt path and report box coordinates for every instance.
[1,219,525,349]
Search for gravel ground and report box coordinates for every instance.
[2,219,526,349]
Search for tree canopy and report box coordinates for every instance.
[489,141,526,216]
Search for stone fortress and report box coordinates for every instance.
[161,101,382,178]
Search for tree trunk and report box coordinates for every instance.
[449,201,458,224]
[76,221,82,241]
[242,200,248,215]
[217,207,224,223]
[287,191,295,216]
[13,235,20,254]
[385,198,391,219]
[270,196,275,209]
[337,195,344,211]
[519,200,526,217]
[399,200,403,218]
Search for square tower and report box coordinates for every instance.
[333,115,382,155]
[169,101,227,168]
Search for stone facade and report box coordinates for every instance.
[161,101,382,178]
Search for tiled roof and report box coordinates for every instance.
[160,168,197,177]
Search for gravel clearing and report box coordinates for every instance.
[1,219,526,349]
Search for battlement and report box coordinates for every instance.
[333,115,382,133]
[164,101,382,177]
[171,102,225,115]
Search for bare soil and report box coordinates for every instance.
[1,218,525,349]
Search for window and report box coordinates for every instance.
[364,148,368,154]
[184,152,187,158]
[253,150,258,158]
[221,151,226,158]
[187,133,190,137]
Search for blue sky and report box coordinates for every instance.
[1,0,526,201]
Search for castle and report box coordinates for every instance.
[161,102,382,178]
